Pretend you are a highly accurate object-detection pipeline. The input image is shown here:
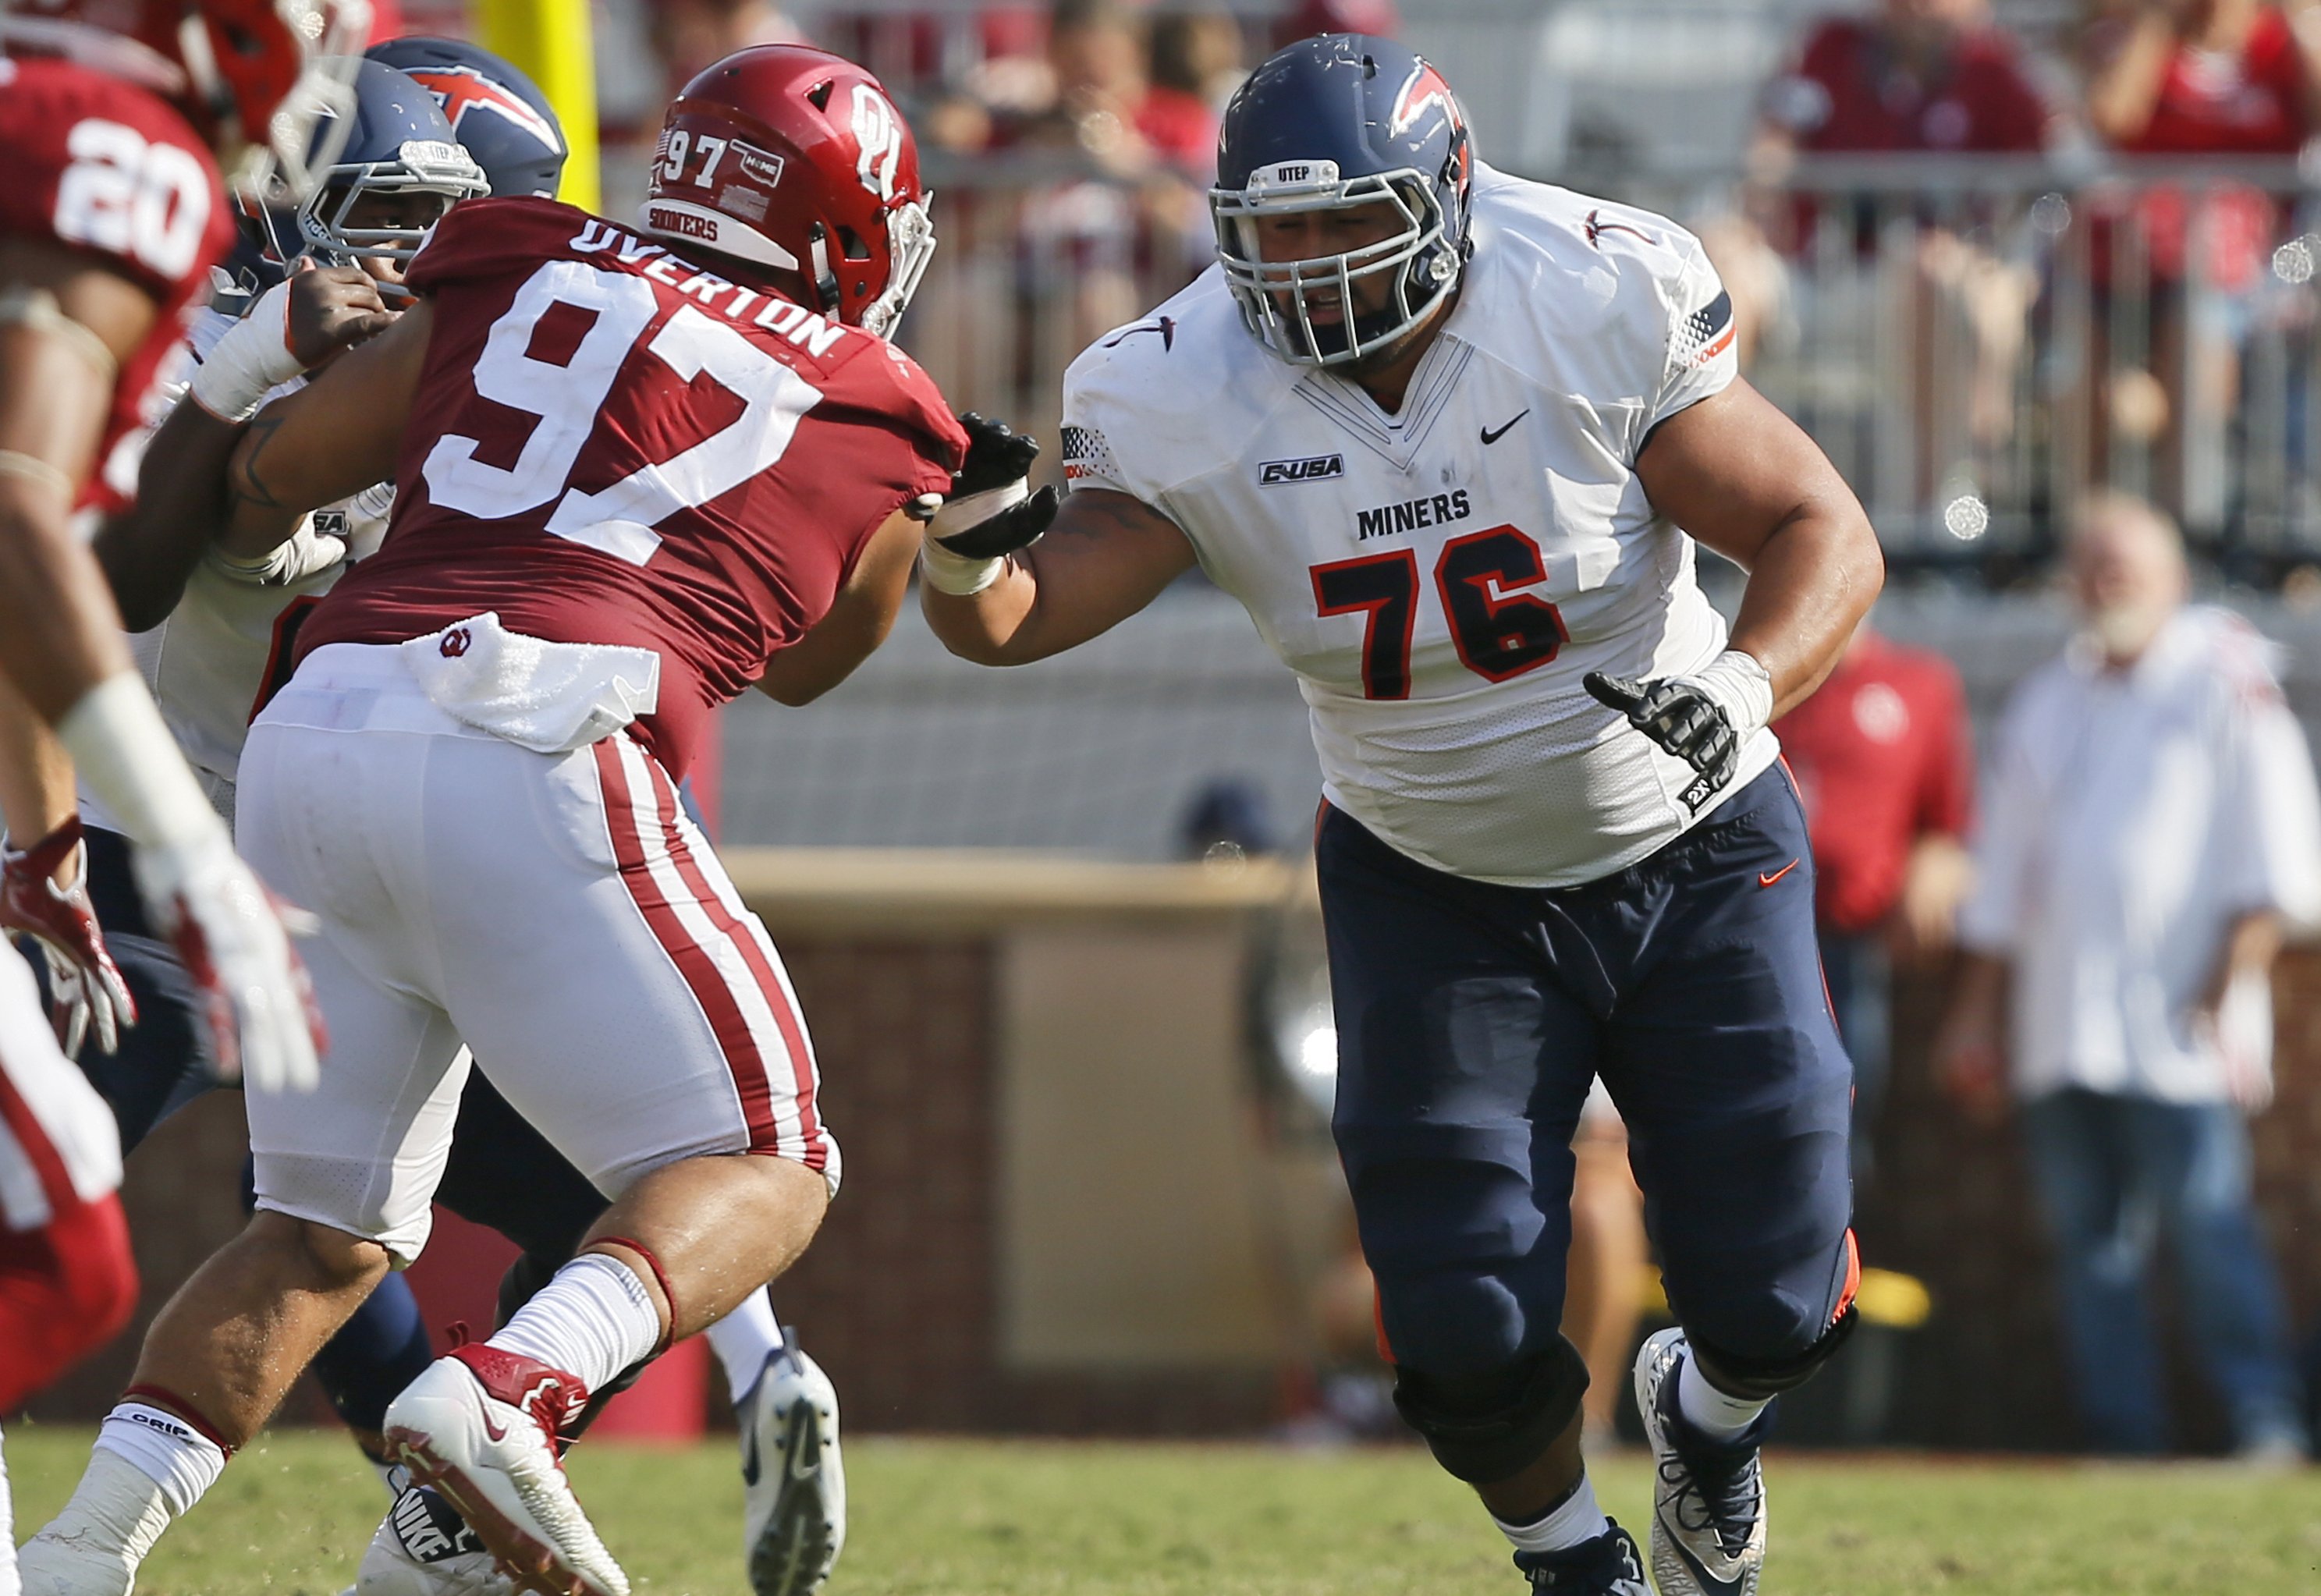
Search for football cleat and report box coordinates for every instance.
[350,1482,520,1596]
[1517,1520,1651,1593]
[1634,1328,1768,1596]
[737,1333,846,1596]
[381,1346,627,1596]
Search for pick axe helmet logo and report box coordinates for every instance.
[407,64,563,154]
[1387,60,1460,140]
[851,83,903,201]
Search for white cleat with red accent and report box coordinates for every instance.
[381,1346,628,1596]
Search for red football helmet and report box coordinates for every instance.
[0,0,371,197]
[641,44,935,339]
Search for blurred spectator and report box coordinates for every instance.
[1180,777,1275,861]
[1762,0,2053,156]
[1936,491,2321,1458]
[647,0,807,87]
[2081,0,2321,155]
[2078,0,2321,523]
[1774,623,1975,1186]
[1758,0,2050,510]
[1269,0,1397,52]
[1149,4,1247,118]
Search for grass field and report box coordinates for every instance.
[9,1427,2319,1594]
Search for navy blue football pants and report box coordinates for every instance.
[1318,765,1857,1382]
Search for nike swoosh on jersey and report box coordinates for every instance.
[1758,860,1799,888]
[1480,409,1529,445]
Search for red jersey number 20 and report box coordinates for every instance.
[422,258,825,566]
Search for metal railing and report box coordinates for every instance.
[1734,153,2321,573]
[885,151,2321,580]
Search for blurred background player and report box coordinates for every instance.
[0,0,367,1585]
[1773,619,1975,1189]
[1936,491,2321,1459]
[85,43,850,1596]
[923,34,1881,1596]
[21,42,965,1596]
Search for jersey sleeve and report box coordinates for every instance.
[1645,227,1739,431]
[871,344,968,498]
[1059,338,1184,506]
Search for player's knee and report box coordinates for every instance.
[1391,1336,1588,1484]
[254,1210,392,1295]
[1690,1302,1859,1402]
[1681,1229,1861,1399]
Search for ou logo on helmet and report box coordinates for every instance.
[851,83,903,200]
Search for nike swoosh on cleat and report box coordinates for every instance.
[1481,409,1529,445]
[740,1422,761,1488]
[481,1410,509,1442]
[1662,1526,1750,1596]
[1758,860,1798,888]
[786,1398,822,1484]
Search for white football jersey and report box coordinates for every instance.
[1062,165,1779,888]
[94,306,392,828]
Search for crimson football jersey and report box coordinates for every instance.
[0,55,234,511]
[302,196,966,779]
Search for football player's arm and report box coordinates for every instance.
[921,488,1197,666]
[1636,378,1883,718]
[100,264,399,630]
[755,509,924,706]
[0,242,154,725]
[218,298,431,561]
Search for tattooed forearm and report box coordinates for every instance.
[229,410,289,512]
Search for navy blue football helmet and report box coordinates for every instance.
[368,36,568,199]
[1212,34,1474,367]
[295,59,490,263]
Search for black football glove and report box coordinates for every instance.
[1584,670,1740,813]
[932,413,1059,561]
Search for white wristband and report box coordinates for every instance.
[1690,648,1776,739]
[919,541,1006,596]
[928,478,1027,540]
[55,673,222,855]
[187,280,303,423]
[921,478,1029,595]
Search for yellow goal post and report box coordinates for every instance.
[470,0,600,213]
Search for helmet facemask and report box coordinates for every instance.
[859,194,934,339]
[295,136,488,264]
[1212,161,1460,368]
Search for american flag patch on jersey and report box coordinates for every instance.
[1061,424,1117,483]
[1673,290,1736,368]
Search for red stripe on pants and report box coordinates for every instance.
[592,739,783,1155]
[637,756,823,1159]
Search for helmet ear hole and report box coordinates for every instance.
[838,225,871,261]
[807,78,835,111]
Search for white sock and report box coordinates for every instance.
[703,1290,785,1403]
[1493,1472,1609,1555]
[488,1252,663,1395]
[2,1421,16,1596]
[23,1406,225,1574]
[1678,1353,1770,1442]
